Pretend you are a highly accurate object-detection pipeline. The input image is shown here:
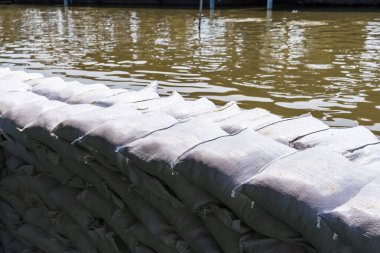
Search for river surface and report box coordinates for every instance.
[0,5,379,134]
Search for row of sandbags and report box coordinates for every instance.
[0,68,379,253]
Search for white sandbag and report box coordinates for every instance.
[23,104,98,147]
[16,223,78,253]
[187,101,241,122]
[218,108,281,134]
[66,88,127,104]
[0,100,65,145]
[293,126,379,154]
[77,112,178,167]
[25,77,65,87]
[95,81,159,107]
[257,114,330,145]
[0,68,11,77]
[345,142,380,169]
[0,91,47,115]
[133,91,185,112]
[0,71,43,82]
[52,103,140,143]
[0,78,30,92]
[240,148,376,253]
[173,130,306,244]
[48,82,109,102]
[158,98,217,119]
[321,176,380,253]
[123,118,227,178]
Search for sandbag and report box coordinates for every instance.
[125,162,223,253]
[66,88,127,104]
[123,118,227,178]
[158,98,217,119]
[48,83,108,102]
[133,91,184,112]
[218,108,281,134]
[187,101,241,121]
[0,200,22,231]
[0,78,30,92]
[16,223,77,253]
[25,77,65,87]
[52,103,140,143]
[293,126,379,154]
[0,186,27,216]
[345,142,380,169]
[240,148,376,253]
[76,112,178,167]
[0,71,43,82]
[257,114,330,145]
[0,91,47,115]
[95,81,159,107]
[321,176,380,253]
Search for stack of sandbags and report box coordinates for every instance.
[0,68,378,253]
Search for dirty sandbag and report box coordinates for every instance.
[0,200,23,231]
[24,208,70,247]
[240,233,315,253]
[23,103,98,147]
[173,130,302,242]
[218,108,281,134]
[88,162,188,253]
[186,101,241,122]
[123,118,227,178]
[240,148,374,253]
[133,91,185,112]
[126,162,223,253]
[321,176,380,253]
[0,186,27,216]
[292,126,379,154]
[257,114,329,146]
[17,223,78,253]
[0,91,48,115]
[52,103,140,143]
[95,81,159,107]
[200,206,243,253]
[77,112,178,166]
[86,226,130,253]
[158,97,217,119]
[0,100,66,145]
[49,186,99,229]
[66,88,127,105]
[53,213,98,253]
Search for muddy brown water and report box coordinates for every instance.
[0,5,379,134]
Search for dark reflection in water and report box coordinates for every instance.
[0,5,379,133]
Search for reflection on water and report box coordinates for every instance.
[0,5,379,134]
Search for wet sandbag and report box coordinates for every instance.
[158,98,217,119]
[186,101,241,122]
[240,233,314,253]
[321,176,380,253]
[24,208,71,247]
[123,118,227,178]
[0,186,27,216]
[293,126,379,154]
[0,228,33,253]
[240,148,377,253]
[0,100,66,145]
[16,223,78,253]
[52,103,140,143]
[218,108,281,134]
[0,91,47,115]
[173,130,304,242]
[0,200,23,231]
[95,81,159,107]
[257,114,330,145]
[125,162,223,253]
[23,103,98,148]
[88,161,190,253]
[66,88,127,104]
[133,91,185,112]
[77,112,178,167]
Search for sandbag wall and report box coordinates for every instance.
[0,68,378,253]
